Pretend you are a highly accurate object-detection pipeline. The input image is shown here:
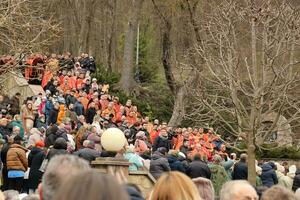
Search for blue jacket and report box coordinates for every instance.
[124,152,143,171]
[260,163,278,188]
[74,101,84,116]
[45,100,53,117]
[167,155,186,173]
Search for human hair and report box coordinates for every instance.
[192,177,214,200]
[261,185,296,200]
[3,190,18,200]
[53,170,129,200]
[240,153,248,162]
[42,155,91,200]
[220,181,255,200]
[149,172,202,200]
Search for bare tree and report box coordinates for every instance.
[187,0,300,184]
[0,0,61,54]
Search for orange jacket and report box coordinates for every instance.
[57,105,66,124]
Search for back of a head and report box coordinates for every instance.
[240,154,247,162]
[3,190,18,200]
[42,155,90,200]
[220,180,256,200]
[53,170,130,200]
[150,172,201,200]
[261,185,296,200]
[192,177,214,200]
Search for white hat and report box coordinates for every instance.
[92,78,97,82]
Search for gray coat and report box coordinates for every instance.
[73,148,101,163]
[149,151,170,179]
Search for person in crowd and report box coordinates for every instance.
[22,102,35,135]
[296,188,300,200]
[167,150,186,173]
[27,141,45,193]
[1,136,13,190]
[124,145,144,171]
[56,104,66,125]
[152,129,172,152]
[261,185,296,200]
[124,184,144,200]
[73,140,100,162]
[39,155,91,200]
[9,115,24,139]
[220,180,258,200]
[53,170,129,200]
[149,147,170,179]
[6,135,28,192]
[293,165,300,192]
[46,138,68,160]
[209,154,228,196]
[27,128,44,149]
[47,102,59,125]
[85,102,97,124]
[74,97,85,116]
[134,131,149,155]
[275,162,293,190]
[10,93,21,116]
[187,154,211,179]
[149,171,201,200]
[232,153,248,180]
[192,177,214,200]
[260,162,278,188]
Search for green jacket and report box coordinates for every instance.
[209,164,229,196]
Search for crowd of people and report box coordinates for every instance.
[0,52,299,199]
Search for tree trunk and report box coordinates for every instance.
[168,86,185,127]
[118,0,144,95]
[107,0,117,72]
[247,139,256,185]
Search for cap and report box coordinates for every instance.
[92,78,97,82]
[35,140,45,148]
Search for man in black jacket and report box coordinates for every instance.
[232,153,248,180]
[187,154,211,179]
[292,168,300,192]
[152,129,172,152]
[85,102,96,124]
[47,102,59,125]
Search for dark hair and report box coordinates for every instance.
[53,171,129,200]
[193,154,201,161]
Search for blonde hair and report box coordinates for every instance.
[149,172,202,200]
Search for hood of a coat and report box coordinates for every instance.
[152,151,164,160]
[53,138,67,150]
[262,163,273,171]
[10,144,28,152]
[30,147,43,155]
[167,155,178,163]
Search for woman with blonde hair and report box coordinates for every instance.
[149,171,202,200]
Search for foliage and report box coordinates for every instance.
[257,146,300,160]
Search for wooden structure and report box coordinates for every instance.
[91,157,156,197]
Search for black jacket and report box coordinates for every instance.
[47,138,68,160]
[28,147,45,189]
[85,107,96,124]
[65,95,77,106]
[74,101,84,116]
[187,160,211,179]
[167,155,186,173]
[73,148,100,163]
[152,136,172,152]
[47,108,59,125]
[149,151,170,179]
[292,169,300,192]
[9,96,20,115]
[232,161,248,180]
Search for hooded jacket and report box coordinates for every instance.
[292,169,300,191]
[260,163,278,188]
[149,151,170,179]
[47,138,68,160]
[167,155,186,173]
[187,159,211,179]
[7,144,28,171]
[73,147,100,163]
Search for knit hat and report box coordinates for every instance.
[35,141,45,148]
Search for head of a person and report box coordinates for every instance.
[15,92,21,99]
[27,102,33,110]
[261,185,296,200]
[53,138,67,150]
[3,190,17,200]
[149,172,201,200]
[126,99,132,107]
[160,129,168,137]
[192,177,214,200]
[220,180,258,200]
[40,155,91,200]
[13,135,23,145]
[240,153,248,163]
[12,126,20,134]
[193,154,202,161]
[295,188,300,200]
[53,170,129,200]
